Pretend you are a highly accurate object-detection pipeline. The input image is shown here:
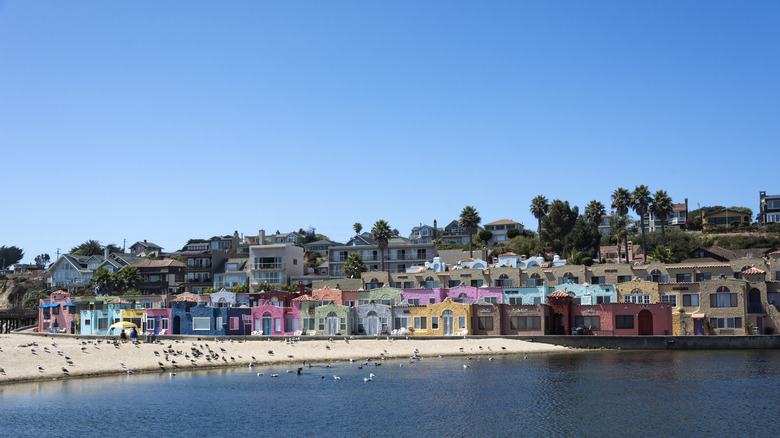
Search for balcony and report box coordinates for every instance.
[253,262,284,270]
[387,253,427,261]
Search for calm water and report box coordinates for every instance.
[2,350,780,437]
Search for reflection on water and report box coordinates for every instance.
[2,350,780,437]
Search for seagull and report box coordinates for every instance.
[257,372,264,376]
[364,377,372,382]
[369,373,376,378]
[271,374,279,378]
[61,367,69,373]
[126,370,134,375]
[249,363,255,368]
[463,364,470,369]
[0,367,5,374]
[37,365,44,371]
[488,357,494,361]
[169,373,176,377]
[333,375,341,380]
[120,362,126,368]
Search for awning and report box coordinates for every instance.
[64,303,75,306]
[39,303,58,308]
[691,313,705,319]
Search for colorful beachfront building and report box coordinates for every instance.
[170,300,229,336]
[313,302,350,336]
[293,294,318,333]
[500,304,550,336]
[144,308,172,335]
[312,285,343,306]
[408,298,472,336]
[226,307,252,336]
[546,290,673,335]
[401,284,503,306]
[38,290,76,334]
[78,299,133,335]
[210,289,237,308]
[250,299,301,335]
[350,302,392,335]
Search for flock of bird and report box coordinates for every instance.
[2,335,521,381]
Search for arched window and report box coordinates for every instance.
[327,312,337,318]
[530,273,541,279]
[631,288,643,294]
[442,309,453,316]
[499,274,509,279]
[496,273,513,287]
[558,272,578,285]
[717,286,730,293]
[647,269,667,283]
[367,311,377,317]
[527,272,543,287]
[367,277,383,290]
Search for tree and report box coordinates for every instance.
[529,195,550,243]
[71,240,103,256]
[459,206,481,258]
[541,200,578,256]
[649,246,672,264]
[650,190,674,247]
[610,215,630,263]
[342,253,367,278]
[117,266,142,293]
[565,216,600,265]
[353,223,363,235]
[584,200,606,263]
[22,289,49,309]
[477,230,493,246]
[611,188,632,262]
[371,220,393,271]
[632,185,652,262]
[34,253,51,267]
[92,268,115,294]
[0,245,24,269]
[506,228,520,239]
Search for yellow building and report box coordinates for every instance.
[121,308,147,330]
[407,298,471,336]
[615,278,662,304]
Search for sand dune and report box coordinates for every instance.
[0,333,571,385]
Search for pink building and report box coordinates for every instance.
[250,299,301,335]
[38,290,76,334]
[547,290,673,335]
[145,308,172,335]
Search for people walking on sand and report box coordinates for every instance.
[120,329,128,343]
[130,327,138,343]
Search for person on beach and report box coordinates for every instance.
[130,327,138,342]
[120,329,127,343]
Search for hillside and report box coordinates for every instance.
[0,271,48,310]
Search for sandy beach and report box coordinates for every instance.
[0,332,572,385]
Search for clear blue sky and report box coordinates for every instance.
[1,1,778,264]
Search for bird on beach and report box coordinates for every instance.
[61,367,69,374]
[0,368,5,375]
[120,362,125,368]
[37,365,44,371]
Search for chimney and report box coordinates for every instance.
[144,239,147,243]
[104,247,109,259]
[259,229,265,246]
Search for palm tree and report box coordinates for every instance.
[529,195,550,243]
[611,188,632,263]
[650,190,674,247]
[371,220,392,272]
[92,267,114,294]
[353,223,362,236]
[118,266,142,293]
[459,206,481,258]
[585,200,606,263]
[71,240,103,256]
[610,215,630,264]
[632,185,652,262]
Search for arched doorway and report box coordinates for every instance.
[638,309,653,335]
[366,310,380,335]
[172,315,181,335]
[554,313,566,335]
[262,312,273,335]
[327,312,339,336]
[748,288,762,314]
[442,310,454,336]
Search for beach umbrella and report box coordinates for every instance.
[106,321,138,336]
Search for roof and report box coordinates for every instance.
[131,241,162,249]
[547,290,573,298]
[171,296,198,302]
[292,294,317,302]
[672,203,687,212]
[108,299,132,304]
[484,219,520,226]
[134,259,186,268]
[499,252,518,257]
[741,267,766,275]
[665,263,731,269]
[305,239,341,246]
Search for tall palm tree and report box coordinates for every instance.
[118,266,142,293]
[459,206,481,258]
[632,185,652,262]
[371,220,392,272]
[650,190,674,247]
[529,195,550,243]
[585,200,606,263]
[353,223,362,236]
[611,188,632,263]
[610,215,630,264]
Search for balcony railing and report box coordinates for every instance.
[387,254,427,261]
[252,263,284,270]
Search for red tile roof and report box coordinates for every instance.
[484,219,520,226]
[547,290,573,298]
[741,267,766,275]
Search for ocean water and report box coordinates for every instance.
[1,350,780,437]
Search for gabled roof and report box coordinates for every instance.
[131,241,162,249]
[134,259,186,268]
[305,239,341,246]
[741,267,766,275]
[547,290,573,298]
